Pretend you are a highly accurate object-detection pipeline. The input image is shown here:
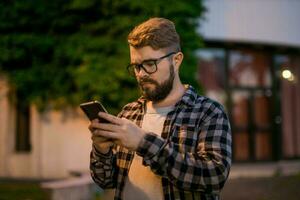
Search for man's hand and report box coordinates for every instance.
[90,112,147,151]
[89,119,114,154]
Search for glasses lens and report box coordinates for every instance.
[142,61,156,73]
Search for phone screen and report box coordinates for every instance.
[80,101,110,123]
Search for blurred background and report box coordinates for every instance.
[0,0,299,199]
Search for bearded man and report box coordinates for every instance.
[89,18,232,200]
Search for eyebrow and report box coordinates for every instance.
[130,58,157,65]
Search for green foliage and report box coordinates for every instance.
[0,182,49,200]
[0,0,205,113]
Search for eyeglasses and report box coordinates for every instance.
[127,52,177,75]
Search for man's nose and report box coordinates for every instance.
[136,67,148,77]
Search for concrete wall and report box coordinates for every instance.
[37,109,91,179]
[0,76,13,177]
[200,0,300,47]
[0,76,92,179]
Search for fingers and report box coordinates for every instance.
[93,129,119,140]
[88,123,95,132]
[90,121,120,133]
[88,119,99,132]
[98,112,123,125]
[89,114,122,133]
[88,113,124,141]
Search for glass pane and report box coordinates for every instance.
[229,50,272,87]
[234,132,249,161]
[196,49,226,106]
[232,91,250,128]
[255,132,272,160]
[254,90,271,129]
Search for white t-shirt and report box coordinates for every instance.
[123,102,174,200]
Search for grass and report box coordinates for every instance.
[0,182,49,200]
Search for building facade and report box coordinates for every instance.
[197,0,300,162]
[0,76,92,179]
[1,0,300,180]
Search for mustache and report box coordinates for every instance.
[139,77,157,85]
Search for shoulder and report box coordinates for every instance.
[117,100,143,118]
[193,95,228,121]
[184,85,226,117]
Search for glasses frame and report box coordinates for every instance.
[127,52,177,75]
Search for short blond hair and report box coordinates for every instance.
[127,18,181,52]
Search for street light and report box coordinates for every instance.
[281,69,295,82]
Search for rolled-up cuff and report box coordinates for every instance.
[136,132,165,161]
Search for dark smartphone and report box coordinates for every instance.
[80,101,110,123]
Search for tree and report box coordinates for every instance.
[0,0,205,114]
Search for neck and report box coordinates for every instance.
[151,77,186,107]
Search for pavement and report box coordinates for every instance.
[228,159,300,179]
[38,159,300,200]
[222,160,300,200]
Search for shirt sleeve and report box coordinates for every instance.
[89,109,126,189]
[90,145,117,188]
[136,103,232,194]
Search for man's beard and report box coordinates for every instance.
[137,64,175,103]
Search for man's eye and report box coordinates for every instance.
[133,64,140,69]
[143,61,155,68]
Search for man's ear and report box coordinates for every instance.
[173,52,184,73]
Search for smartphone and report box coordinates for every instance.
[80,101,110,123]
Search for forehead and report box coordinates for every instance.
[129,46,166,63]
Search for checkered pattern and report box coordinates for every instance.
[90,85,232,200]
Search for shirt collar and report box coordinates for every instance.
[176,85,198,107]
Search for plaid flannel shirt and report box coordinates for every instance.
[90,85,232,200]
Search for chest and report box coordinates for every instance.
[143,108,202,153]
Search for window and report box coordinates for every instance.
[15,91,31,152]
[275,54,300,158]
[197,46,275,161]
[229,50,273,161]
[196,49,227,106]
